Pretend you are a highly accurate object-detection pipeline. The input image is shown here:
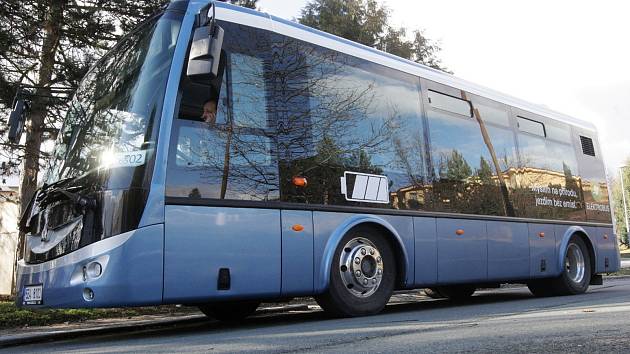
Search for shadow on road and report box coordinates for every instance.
[37,283,629,350]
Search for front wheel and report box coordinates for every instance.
[315,226,396,317]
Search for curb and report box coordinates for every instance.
[0,315,207,349]
[0,304,310,349]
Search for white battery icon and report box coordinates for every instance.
[340,171,390,204]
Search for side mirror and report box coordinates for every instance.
[187,3,224,80]
[8,99,29,143]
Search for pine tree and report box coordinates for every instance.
[299,0,449,72]
[446,150,472,181]
[0,0,169,268]
[227,0,258,9]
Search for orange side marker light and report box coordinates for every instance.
[292,224,304,232]
[292,176,308,187]
[539,232,545,238]
[455,229,465,236]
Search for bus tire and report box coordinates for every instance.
[434,285,476,301]
[315,226,396,317]
[198,301,260,322]
[555,236,592,295]
[424,288,445,299]
[528,236,592,297]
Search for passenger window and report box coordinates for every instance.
[474,103,510,127]
[545,121,571,143]
[428,90,472,117]
[517,117,545,137]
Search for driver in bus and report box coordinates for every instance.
[201,99,217,125]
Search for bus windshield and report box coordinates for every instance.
[45,11,182,187]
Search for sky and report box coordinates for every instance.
[258,0,630,176]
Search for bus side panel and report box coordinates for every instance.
[281,210,314,296]
[313,212,414,292]
[163,206,281,302]
[598,226,620,273]
[584,226,619,274]
[487,221,529,280]
[437,218,487,284]
[413,217,437,286]
[529,223,557,278]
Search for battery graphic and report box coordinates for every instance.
[340,171,390,204]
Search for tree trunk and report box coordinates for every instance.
[14,0,65,295]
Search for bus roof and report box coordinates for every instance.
[209,1,597,132]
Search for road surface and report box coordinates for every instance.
[7,278,630,353]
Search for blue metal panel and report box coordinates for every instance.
[16,224,164,308]
[413,217,437,286]
[163,206,281,302]
[140,6,196,228]
[529,223,557,278]
[281,210,314,296]
[487,221,529,280]
[437,218,487,284]
[313,212,413,293]
[598,227,620,273]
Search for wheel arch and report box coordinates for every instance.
[315,215,410,293]
[557,226,597,277]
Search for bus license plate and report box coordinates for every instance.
[23,285,43,305]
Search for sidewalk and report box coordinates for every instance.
[0,304,312,348]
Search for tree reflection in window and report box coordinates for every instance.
[274,36,426,208]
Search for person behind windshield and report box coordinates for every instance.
[201,99,217,125]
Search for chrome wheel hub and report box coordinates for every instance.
[565,243,585,283]
[339,237,384,298]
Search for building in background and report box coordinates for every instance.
[0,174,19,295]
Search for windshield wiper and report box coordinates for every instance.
[54,188,97,209]
[37,175,96,209]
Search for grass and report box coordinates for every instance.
[606,268,630,277]
[0,301,197,330]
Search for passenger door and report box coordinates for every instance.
[163,206,281,302]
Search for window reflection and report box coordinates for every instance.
[164,21,607,223]
[167,22,279,201]
[514,126,585,220]
[426,107,509,216]
[275,37,426,208]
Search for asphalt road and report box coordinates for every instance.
[7,278,630,353]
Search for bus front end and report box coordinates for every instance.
[15,3,186,308]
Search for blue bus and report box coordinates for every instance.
[14,0,619,319]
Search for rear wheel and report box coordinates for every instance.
[528,236,591,297]
[199,301,260,322]
[315,226,396,317]
[434,285,476,301]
